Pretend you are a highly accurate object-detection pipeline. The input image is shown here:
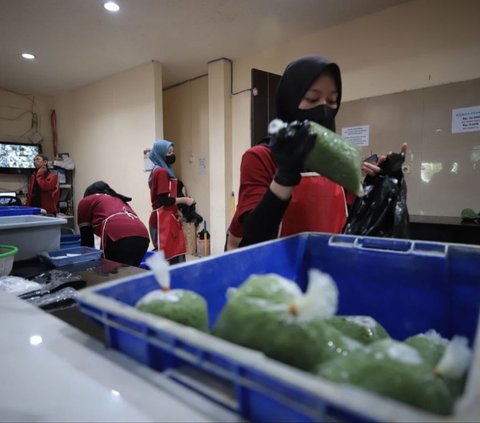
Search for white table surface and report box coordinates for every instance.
[0,292,242,422]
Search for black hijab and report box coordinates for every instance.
[275,55,342,131]
[83,181,132,203]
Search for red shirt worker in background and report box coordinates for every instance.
[148,140,195,265]
[78,181,149,267]
[26,154,60,215]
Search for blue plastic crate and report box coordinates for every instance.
[38,246,102,267]
[60,234,81,249]
[75,233,480,422]
[0,206,41,216]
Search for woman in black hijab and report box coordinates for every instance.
[275,55,342,132]
[83,181,132,203]
[77,181,150,267]
[226,55,405,249]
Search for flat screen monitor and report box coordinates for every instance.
[0,142,42,174]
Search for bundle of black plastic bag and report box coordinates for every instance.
[344,151,410,238]
[177,180,203,225]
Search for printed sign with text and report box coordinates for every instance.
[341,125,370,147]
[452,106,480,134]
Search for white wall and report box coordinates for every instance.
[53,62,160,232]
[163,77,210,229]
[207,59,232,253]
[0,89,53,196]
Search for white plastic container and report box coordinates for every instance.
[0,216,67,261]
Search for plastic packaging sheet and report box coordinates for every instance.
[32,269,83,286]
[25,287,77,308]
[0,276,42,296]
[17,270,85,309]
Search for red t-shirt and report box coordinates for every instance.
[77,194,149,241]
[149,167,179,228]
[26,170,60,214]
[150,167,172,210]
[228,144,349,239]
[229,144,276,238]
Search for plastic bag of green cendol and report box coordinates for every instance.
[268,119,363,196]
[316,335,472,415]
[213,269,362,372]
[405,330,472,399]
[404,330,449,367]
[317,339,453,415]
[326,315,390,345]
[135,251,208,331]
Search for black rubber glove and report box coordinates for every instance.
[269,120,316,186]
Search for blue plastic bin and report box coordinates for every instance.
[0,206,41,216]
[60,234,81,249]
[75,233,480,422]
[38,246,102,267]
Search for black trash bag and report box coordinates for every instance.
[177,180,203,225]
[343,151,410,238]
[180,203,203,225]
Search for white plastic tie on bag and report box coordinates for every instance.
[136,289,180,307]
[146,250,170,291]
[435,335,472,379]
[268,119,287,135]
[291,269,339,322]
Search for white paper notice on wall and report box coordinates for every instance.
[198,157,207,176]
[341,125,370,147]
[144,149,154,172]
[452,105,480,134]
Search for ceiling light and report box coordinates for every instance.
[21,53,35,60]
[104,2,120,12]
[30,335,43,346]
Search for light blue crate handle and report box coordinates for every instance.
[328,234,447,257]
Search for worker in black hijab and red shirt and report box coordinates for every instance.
[226,55,406,250]
[77,181,149,267]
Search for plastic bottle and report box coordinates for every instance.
[196,221,210,257]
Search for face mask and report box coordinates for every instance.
[294,104,337,132]
[165,154,176,165]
